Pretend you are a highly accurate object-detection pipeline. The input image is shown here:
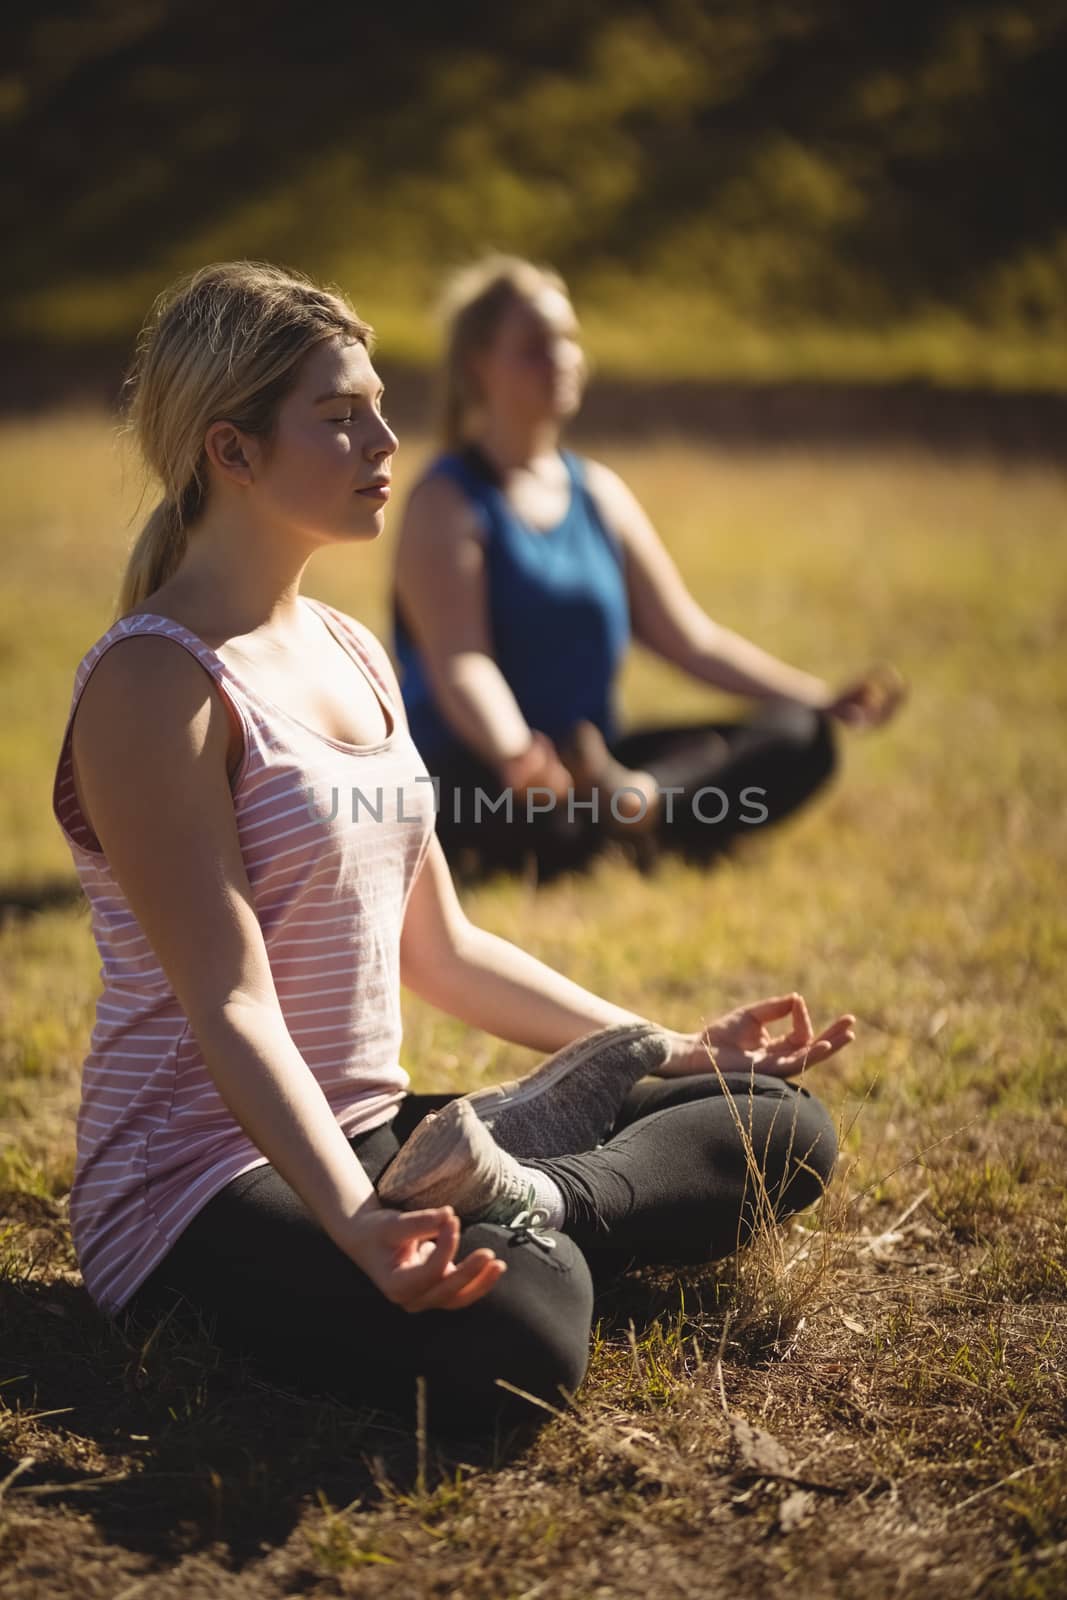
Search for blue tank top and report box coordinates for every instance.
[394,449,631,763]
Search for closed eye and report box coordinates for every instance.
[330,408,390,427]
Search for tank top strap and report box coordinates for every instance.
[559,448,585,489]
[420,450,500,531]
[426,450,492,496]
[558,449,624,562]
[70,612,235,694]
[303,598,401,719]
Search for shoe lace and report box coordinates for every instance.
[503,1186,557,1252]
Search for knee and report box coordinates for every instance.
[432,1225,594,1429]
[754,700,838,782]
[739,1078,837,1219]
[778,1088,838,1214]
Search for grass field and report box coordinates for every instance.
[1,412,1065,1598]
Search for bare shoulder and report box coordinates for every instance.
[397,469,485,554]
[582,457,640,522]
[73,631,231,770]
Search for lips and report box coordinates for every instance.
[356,480,391,499]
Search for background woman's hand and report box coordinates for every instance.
[826,662,907,729]
[499,731,573,802]
[659,994,855,1080]
[341,1203,506,1312]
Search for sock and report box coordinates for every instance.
[517,1164,566,1230]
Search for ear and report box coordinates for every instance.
[203,420,258,486]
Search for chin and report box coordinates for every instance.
[346,509,387,541]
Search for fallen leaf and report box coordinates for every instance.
[729,1416,794,1478]
[778,1489,816,1533]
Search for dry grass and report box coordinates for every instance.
[1,412,1065,1598]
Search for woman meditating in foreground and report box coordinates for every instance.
[393,255,904,877]
[53,263,853,1435]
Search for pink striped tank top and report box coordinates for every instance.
[52,597,436,1316]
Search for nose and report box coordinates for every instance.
[557,339,584,375]
[368,412,399,461]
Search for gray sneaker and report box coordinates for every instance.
[463,1021,672,1158]
[377,1097,535,1225]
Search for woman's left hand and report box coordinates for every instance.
[658,993,855,1080]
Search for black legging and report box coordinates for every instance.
[429,700,837,878]
[125,1073,836,1435]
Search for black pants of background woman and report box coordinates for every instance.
[126,1072,837,1437]
[430,700,837,880]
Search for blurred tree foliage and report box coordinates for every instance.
[2,0,1066,382]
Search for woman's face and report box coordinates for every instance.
[473,287,586,427]
[250,336,398,544]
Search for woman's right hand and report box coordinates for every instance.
[341,1203,507,1312]
[826,663,907,728]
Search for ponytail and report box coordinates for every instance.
[116,494,192,618]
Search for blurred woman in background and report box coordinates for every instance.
[393,255,904,877]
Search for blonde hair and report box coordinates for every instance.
[117,261,373,617]
[438,254,573,449]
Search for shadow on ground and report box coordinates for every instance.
[0,1203,697,1571]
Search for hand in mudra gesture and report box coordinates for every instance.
[499,731,573,802]
[659,994,855,1080]
[827,662,907,729]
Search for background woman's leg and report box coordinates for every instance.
[611,701,837,860]
[429,745,600,879]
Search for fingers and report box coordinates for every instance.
[402,1247,507,1313]
[833,665,907,728]
[759,1040,833,1079]
[834,701,868,726]
[869,662,908,722]
[374,1209,508,1313]
[814,1014,856,1048]
[386,1208,462,1292]
[812,1017,856,1060]
[778,992,814,1051]
[791,1015,856,1066]
[412,1252,508,1313]
[760,1012,856,1077]
[746,994,803,1024]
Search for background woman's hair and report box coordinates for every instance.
[438,254,570,449]
[116,261,372,617]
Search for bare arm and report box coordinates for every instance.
[401,834,645,1049]
[71,636,502,1311]
[394,474,536,768]
[585,460,832,705]
[400,836,855,1074]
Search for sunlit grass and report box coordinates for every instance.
[1,409,1065,1597]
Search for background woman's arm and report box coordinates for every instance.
[394,475,540,768]
[585,460,832,705]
